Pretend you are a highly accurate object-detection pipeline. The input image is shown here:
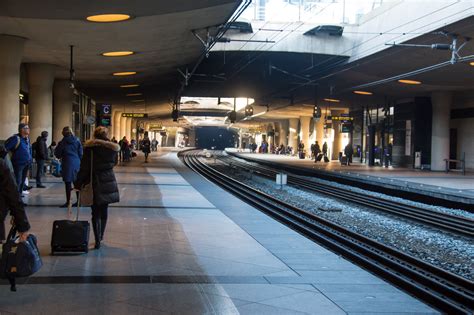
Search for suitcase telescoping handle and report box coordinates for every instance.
[67,197,81,221]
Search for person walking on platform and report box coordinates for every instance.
[344,143,353,166]
[75,127,120,249]
[141,133,151,163]
[5,124,32,195]
[313,141,321,163]
[0,158,31,244]
[34,131,49,188]
[322,141,328,162]
[55,127,82,208]
[152,138,158,152]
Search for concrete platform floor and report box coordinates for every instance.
[229,151,474,202]
[1,149,438,314]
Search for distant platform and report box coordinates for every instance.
[227,150,474,206]
[0,148,436,314]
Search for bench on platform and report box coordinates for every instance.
[444,152,466,175]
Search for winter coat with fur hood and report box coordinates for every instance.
[74,139,120,206]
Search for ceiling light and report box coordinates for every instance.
[113,71,136,76]
[86,14,131,23]
[353,90,373,95]
[126,93,142,96]
[120,84,139,88]
[398,79,421,85]
[102,51,134,57]
[131,99,145,102]
[324,98,340,103]
[470,62,474,66]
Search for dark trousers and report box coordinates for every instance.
[36,159,45,185]
[91,204,109,243]
[13,164,29,193]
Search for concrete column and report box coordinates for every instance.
[113,110,122,140]
[53,79,73,143]
[0,35,25,139]
[288,118,298,151]
[314,116,325,146]
[300,116,311,153]
[431,91,451,171]
[279,120,289,147]
[27,63,56,143]
[120,116,127,140]
[126,118,133,141]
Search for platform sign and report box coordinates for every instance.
[341,123,352,133]
[326,115,354,121]
[100,104,112,115]
[149,122,163,130]
[122,113,148,118]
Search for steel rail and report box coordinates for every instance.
[179,150,473,314]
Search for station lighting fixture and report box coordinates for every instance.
[102,51,134,57]
[313,105,322,119]
[126,93,142,96]
[324,98,340,103]
[131,99,145,102]
[470,62,474,66]
[229,111,237,123]
[398,79,421,85]
[172,109,179,122]
[113,71,137,76]
[353,90,373,95]
[86,14,131,23]
[120,84,139,88]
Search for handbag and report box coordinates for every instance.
[1,226,43,291]
[79,151,94,207]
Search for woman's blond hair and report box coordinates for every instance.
[94,126,109,140]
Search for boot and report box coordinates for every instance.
[92,219,101,249]
[100,218,107,241]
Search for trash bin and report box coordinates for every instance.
[414,151,422,169]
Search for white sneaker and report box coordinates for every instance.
[22,190,30,195]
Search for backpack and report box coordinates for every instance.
[5,136,21,166]
[31,142,37,158]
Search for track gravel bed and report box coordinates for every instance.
[212,162,473,280]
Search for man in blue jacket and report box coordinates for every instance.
[4,124,32,195]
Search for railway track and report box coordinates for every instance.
[180,150,473,314]
[218,153,474,238]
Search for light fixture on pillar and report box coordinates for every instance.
[313,105,321,119]
[244,105,253,117]
[69,45,75,89]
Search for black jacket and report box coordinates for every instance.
[74,139,120,206]
[35,136,48,160]
[0,159,30,240]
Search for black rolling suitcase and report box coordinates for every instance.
[316,154,323,162]
[324,155,330,163]
[51,203,90,254]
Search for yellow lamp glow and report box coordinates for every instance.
[120,84,139,88]
[324,98,340,103]
[353,91,373,95]
[102,51,134,57]
[398,79,421,85]
[86,14,131,23]
[113,71,136,76]
[470,62,474,66]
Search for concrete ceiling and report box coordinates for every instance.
[0,0,241,108]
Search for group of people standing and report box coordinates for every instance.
[1,124,120,249]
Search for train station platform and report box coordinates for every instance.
[1,148,437,314]
[228,150,474,206]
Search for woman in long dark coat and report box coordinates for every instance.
[55,127,83,207]
[74,127,120,249]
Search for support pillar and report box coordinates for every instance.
[314,116,325,147]
[0,35,25,139]
[27,63,56,143]
[288,118,298,151]
[126,118,133,141]
[279,120,288,147]
[300,116,311,154]
[120,116,127,140]
[431,91,451,171]
[53,79,73,143]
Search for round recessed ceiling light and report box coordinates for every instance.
[353,90,373,95]
[113,71,137,76]
[126,93,142,96]
[120,84,139,88]
[398,79,421,85]
[324,98,340,103]
[86,14,131,23]
[102,51,134,57]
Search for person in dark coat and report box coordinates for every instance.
[313,141,321,163]
[34,131,49,188]
[55,127,83,207]
[344,143,354,166]
[141,133,151,163]
[4,123,32,194]
[0,158,30,243]
[75,127,120,249]
[322,142,328,157]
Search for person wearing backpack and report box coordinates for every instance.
[34,131,49,188]
[4,124,32,195]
